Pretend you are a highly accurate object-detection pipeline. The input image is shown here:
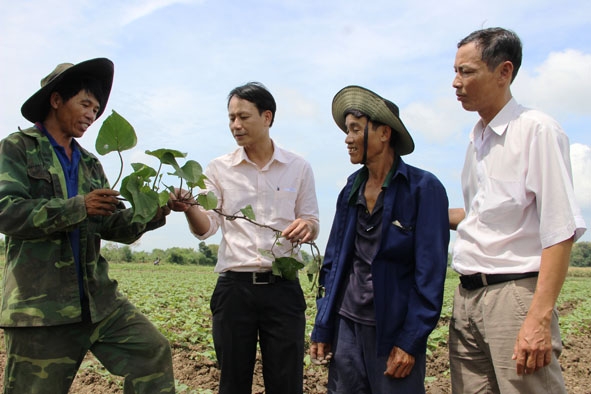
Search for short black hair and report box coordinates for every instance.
[227,82,277,126]
[458,27,522,82]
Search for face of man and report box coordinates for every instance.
[453,42,503,121]
[344,114,389,165]
[227,96,272,148]
[50,89,100,143]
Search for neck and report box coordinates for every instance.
[42,117,73,156]
[366,152,395,185]
[480,91,513,126]
[245,138,274,168]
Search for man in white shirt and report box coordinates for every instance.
[449,27,586,393]
[170,82,319,394]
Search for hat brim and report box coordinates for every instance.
[332,85,414,156]
[21,58,114,123]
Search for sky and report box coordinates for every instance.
[1,0,590,254]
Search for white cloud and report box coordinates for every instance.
[403,98,474,143]
[571,143,591,209]
[514,50,591,117]
[119,0,204,26]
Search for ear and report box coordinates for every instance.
[498,60,514,85]
[381,125,392,143]
[262,109,273,126]
[49,92,62,110]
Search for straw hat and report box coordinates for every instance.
[332,85,414,155]
[21,58,114,123]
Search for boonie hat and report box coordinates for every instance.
[332,85,414,155]
[21,58,114,123]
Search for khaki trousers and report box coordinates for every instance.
[449,276,566,394]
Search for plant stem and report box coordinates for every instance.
[152,162,164,190]
[111,150,124,189]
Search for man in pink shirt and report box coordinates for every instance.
[170,82,319,394]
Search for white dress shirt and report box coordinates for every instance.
[452,98,586,275]
[193,141,319,273]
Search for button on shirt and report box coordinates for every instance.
[194,141,319,273]
[452,98,586,275]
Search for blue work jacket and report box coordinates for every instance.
[311,158,450,357]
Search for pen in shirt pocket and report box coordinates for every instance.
[392,219,413,232]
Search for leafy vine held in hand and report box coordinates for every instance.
[95,110,321,286]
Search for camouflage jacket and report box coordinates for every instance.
[0,126,162,327]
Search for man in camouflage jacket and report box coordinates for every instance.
[0,58,175,393]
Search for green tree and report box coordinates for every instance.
[167,247,201,265]
[571,241,591,267]
[198,242,217,266]
[120,245,133,263]
[101,242,121,262]
[133,250,151,264]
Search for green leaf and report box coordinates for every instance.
[170,160,207,188]
[196,191,217,210]
[240,205,256,220]
[158,190,170,207]
[96,110,137,155]
[272,257,304,280]
[120,173,159,224]
[146,149,187,166]
[129,163,158,179]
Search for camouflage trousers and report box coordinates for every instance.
[2,300,175,394]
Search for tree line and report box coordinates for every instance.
[100,241,316,266]
[100,241,220,265]
[0,238,589,267]
[102,241,591,267]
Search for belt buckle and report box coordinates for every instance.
[480,273,488,286]
[252,272,270,285]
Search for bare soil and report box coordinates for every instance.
[1,324,590,393]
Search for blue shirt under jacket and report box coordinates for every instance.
[311,158,450,357]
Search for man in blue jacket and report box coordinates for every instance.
[310,86,449,393]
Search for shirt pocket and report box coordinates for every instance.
[27,165,54,199]
[382,218,415,261]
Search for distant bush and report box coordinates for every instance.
[571,241,591,267]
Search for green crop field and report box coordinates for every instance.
[1,262,590,392]
[109,264,591,357]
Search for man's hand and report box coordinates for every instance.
[84,189,120,216]
[282,218,315,243]
[168,188,194,213]
[310,341,332,365]
[512,315,552,375]
[384,346,415,378]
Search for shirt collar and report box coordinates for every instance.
[230,139,287,167]
[470,97,518,142]
[34,122,80,153]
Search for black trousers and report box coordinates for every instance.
[210,275,306,394]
